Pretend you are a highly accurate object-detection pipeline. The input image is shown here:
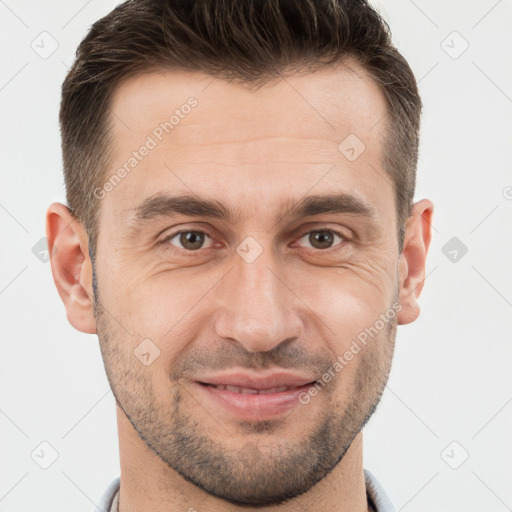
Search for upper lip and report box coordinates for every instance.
[197,371,317,390]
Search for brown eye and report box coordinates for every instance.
[165,230,213,251]
[296,229,345,250]
[310,231,335,249]
[180,231,205,250]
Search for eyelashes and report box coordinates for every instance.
[159,226,350,255]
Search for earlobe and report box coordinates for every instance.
[397,199,434,326]
[46,203,97,334]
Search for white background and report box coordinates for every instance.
[0,1,511,511]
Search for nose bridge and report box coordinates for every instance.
[213,240,303,352]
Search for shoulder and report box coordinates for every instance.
[364,469,396,512]
[90,475,120,512]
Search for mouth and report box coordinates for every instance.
[199,383,312,394]
[194,374,318,421]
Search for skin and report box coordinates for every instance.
[47,61,433,512]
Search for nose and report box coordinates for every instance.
[213,246,304,353]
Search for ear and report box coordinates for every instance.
[397,198,434,325]
[46,203,96,334]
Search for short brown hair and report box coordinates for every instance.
[60,0,422,256]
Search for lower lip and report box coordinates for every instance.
[196,382,315,421]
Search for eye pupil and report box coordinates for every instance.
[180,231,205,250]
[309,230,334,249]
[170,229,342,253]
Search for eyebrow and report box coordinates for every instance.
[130,192,378,227]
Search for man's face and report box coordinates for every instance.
[94,63,401,505]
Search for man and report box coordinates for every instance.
[47,0,433,510]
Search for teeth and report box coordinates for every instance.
[212,384,292,394]
[226,384,258,394]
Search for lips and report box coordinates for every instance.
[195,371,318,420]
[197,371,317,391]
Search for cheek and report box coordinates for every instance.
[112,273,211,365]
[298,263,396,344]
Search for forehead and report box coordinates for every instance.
[109,62,387,143]
[102,62,393,230]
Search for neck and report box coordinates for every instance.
[116,405,370,512]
